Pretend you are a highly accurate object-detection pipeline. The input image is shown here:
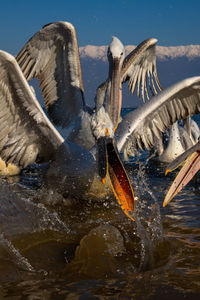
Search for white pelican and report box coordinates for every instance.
[1,22,200,220]
[15,22,161,150]
[0,45,136,221]
[183,117,200,144]
[152,118,200,164]
[115,77,200,160]
[0,19,161,221]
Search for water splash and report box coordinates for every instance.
[131,154,164,270]
[133,214,154,271]
[137,157,163,240]
[21,197,70,233]
[0,233,34,272]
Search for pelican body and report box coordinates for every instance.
[151,118,200,164]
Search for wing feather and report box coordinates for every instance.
[16,21,84,128]
[0,50,64,168]
[121,38,162,102]
[95,38,162,108]
[116,77,200,158]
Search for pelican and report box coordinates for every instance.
[15,22,161,151]
[115,77,200,161]
[0,21,162,220]
[1,22,200,220]
[151,118,200,164]
[0,44,137,221]
[183,117,200,144]
[0,20,162,221]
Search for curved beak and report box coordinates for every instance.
[97,137,135,222]
[109,57,122,131]
[96,46,134,221]
[163,142,200,207]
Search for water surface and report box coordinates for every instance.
[0,113,199,299]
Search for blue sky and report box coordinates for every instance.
[0,0,200,55]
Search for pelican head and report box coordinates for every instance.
[108,36,125,63]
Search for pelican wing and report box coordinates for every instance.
[95,38,161,109]
[116,77,200,158]
[0,50,64,168]
[16,21,84,128]
[121,38,162,102]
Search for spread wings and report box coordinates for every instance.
[121,38,162,101]
[16,21,85,128]
[0,50,64,168]
[95,38,162,110]
[116,77,200,158]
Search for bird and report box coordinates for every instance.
[1,22,200,220]
[183,116,200,145]
[15,22,161,151]
[0,18,161,221]
[115,76,200,161]
[150,117,200,164]
[0,45,136,222]
[3,21,162,221]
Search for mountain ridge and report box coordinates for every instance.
[79,44,200,61]
[32,44,200,108]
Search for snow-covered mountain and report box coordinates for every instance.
[32,44,200,108]
[80,44,200,61]
[79,44,200,107]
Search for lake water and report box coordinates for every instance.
[0,109,199,299]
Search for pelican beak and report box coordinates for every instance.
[109,57,122,131]
[163,142,200,207]
[97,137,135,221]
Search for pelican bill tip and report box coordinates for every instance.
[163,194,173,207]
[165,169,170,176]
[101,177,106,184]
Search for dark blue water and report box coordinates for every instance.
[0,109,199,299]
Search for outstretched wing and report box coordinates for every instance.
[16,21,85,128]
[0,50,64,168]
[95,38,161,109]
[121,38,162,102]
[116,77,200,158]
